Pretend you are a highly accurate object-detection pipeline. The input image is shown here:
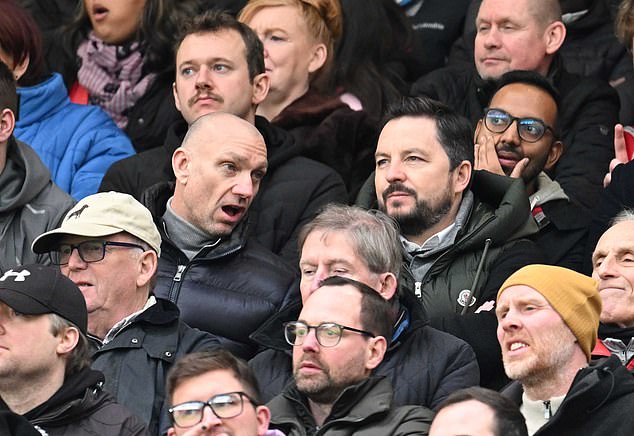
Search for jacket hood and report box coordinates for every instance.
[25,367,106,425]
[530,172,568,207]
[0,138,52,213]
[16,74,67,127]
[272,88,347,130]
[456,170,538,251]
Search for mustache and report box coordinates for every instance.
[382,182,417,202]
[496,143,522,160]
[188,91,223,107]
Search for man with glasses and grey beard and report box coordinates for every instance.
[31,191,221,436]
[473,70,590,273]
[267,276,433,435]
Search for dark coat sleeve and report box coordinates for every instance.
[553,75,619,211]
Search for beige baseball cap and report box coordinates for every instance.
[32,191,161,255]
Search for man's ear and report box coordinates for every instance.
[172,82,182,113]
[56,326,80,357]
[172,147,191,185]
[377,272,398,301]
[251,73,270,106]
[307,43,327,74]
[365,336,387,371]
[544,21,566,55]
[136,250,158,289]
[544,140,563,170]
[453,160,472,194]
[255,405,272,436]
[0,108,15,143]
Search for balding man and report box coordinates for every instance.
[497,264,634,436]
[412,0,619,212]
[143,112,297,360]
[591,210,634,370]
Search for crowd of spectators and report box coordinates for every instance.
[1,0,634,435]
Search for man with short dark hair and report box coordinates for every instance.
[0,61,74,271]
[430,386,527,436]
[100,9,346,265]
[166,350,272,436]
[32,191,221,435]
[412,0,619,212]
[474,70,590,271]
[362,96,542,388]
[267,276,433,435]
[0,264,148,435]
[250,204,479,409]
[497,264,634,435]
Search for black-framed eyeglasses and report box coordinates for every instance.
[284,321,375,347]
[483,107,554,143]
[168,391,257,428]
[51,240,146,265]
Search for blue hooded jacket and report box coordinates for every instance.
[15,73,135,199]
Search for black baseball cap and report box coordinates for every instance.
[0,264,87,334]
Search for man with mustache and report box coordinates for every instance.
[474,70,590,272]
[497,264,634,436]
[99,10,346,265]
[267,275,433,435]
[368,96,542,388]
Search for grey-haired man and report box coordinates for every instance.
[32,192,221,435]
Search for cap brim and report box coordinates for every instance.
[0,288,53,316]
[32,223,124,253]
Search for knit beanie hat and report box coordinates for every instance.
[497,264,601,361]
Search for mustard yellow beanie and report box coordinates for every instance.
[497,264,601,361]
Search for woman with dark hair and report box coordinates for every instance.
[61,0,206,152]
[332,0,411,120]
[0,0,134,199]
[239,0,380,200]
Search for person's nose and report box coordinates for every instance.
[231,172,257,200]
[384,159,406,183]
[499,119,521,148]
[482,26,502,49]
[195,65,213,90]
[65,247,87,271]
[199,404,223,430]
[301,327,321,353]
[595,254,618,280]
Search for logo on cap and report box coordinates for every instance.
[0,269,31,282]
[67,204,89,220]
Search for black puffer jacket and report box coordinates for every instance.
[503,355,634,436]
[90,298,221,436]
[101,116,347,265]
[144,182,299,360]
[249,285,479,409]
[412,56,619,212]
[23,368,149,435]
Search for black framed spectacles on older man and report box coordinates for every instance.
[51,240,146,265]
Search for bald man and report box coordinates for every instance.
[143,112,297,360]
